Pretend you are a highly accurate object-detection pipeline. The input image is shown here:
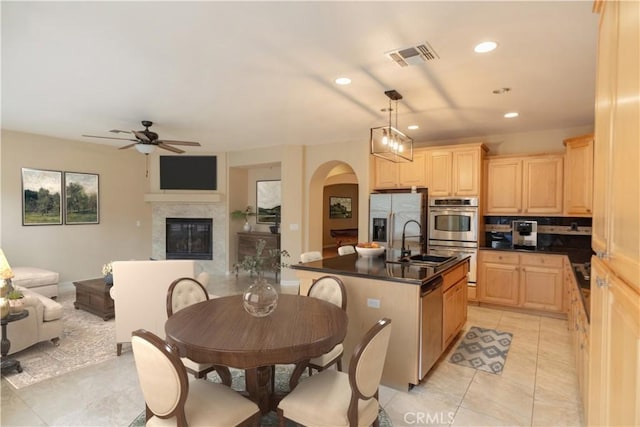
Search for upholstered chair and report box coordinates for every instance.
[131,329,260,427]
[299,251,322,263]
[337,245,356,256]
[277,318,393,427]
[166,277,230,385]
[306,275,348,375]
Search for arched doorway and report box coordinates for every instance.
[307,161,360,257]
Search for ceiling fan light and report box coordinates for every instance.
[135,143,156,154]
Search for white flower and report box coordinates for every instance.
[102,262,113,276]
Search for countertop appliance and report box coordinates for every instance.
[428,197,479,285]
[370,189,427,254]
[512,220,538,250]
[419,276,443,379]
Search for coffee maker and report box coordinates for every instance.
[512,220,538,250]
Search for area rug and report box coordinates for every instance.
[2,291,117,389]
[128,365,393,426]
[449,326,513,375]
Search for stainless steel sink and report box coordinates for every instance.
[398,254,457,267]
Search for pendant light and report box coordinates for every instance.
[370,89,413,163]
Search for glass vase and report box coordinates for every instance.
[243,277,278,317]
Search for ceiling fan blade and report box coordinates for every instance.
[118,143,137,150]
[132,130,150,141]
[109,129,132,134]
[82,134,138,141]
[156,140,201,146]
[158,143,185,154]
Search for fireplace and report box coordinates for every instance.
[166,218,213,260]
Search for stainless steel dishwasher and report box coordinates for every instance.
[419,276,443,379]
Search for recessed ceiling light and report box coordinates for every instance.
[335,77,351,85]
[504,112,519,119]
[474,41,498,53]
[408,125,419,130]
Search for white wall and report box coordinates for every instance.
[0,130,152,283]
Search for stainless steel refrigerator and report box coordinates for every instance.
[369,189,428,253]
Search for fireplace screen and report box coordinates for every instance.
[166,218,212,260]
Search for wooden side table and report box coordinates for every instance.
[73,278,115,321]
[1,310,29,373]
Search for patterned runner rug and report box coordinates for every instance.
[2,291,117,389]
[449,326,513,374]
[128,365,393,426]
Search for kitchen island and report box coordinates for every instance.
[291,250,469,390]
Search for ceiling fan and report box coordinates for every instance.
[82,120,201,154]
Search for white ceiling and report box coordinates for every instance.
[2,1,599,153]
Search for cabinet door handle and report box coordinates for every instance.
[595,276,608,288]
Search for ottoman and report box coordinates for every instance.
[11,267,59,299]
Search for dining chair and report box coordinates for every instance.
[337,245,356,256]
[131,329,260,427]
[277,318,393,427]
[306,275,348,375]
[166,277,230,385]
[300,251,322,263]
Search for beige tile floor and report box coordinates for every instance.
[1,278,584,427]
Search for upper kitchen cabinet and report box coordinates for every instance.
[372,151,426,189]
[563,134,594,216]
[484,158,522,214]
[485,154,563,215]
[425,143,487,197]
[522,155,563,214]
[398,151,426,187]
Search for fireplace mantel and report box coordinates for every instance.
[144,193,223,203]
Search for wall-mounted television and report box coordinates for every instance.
[159,156,217,190]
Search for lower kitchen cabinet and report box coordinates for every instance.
[477,250,565,314]
[588,256,640,426]
[566,261,589,419]
[442,262,469,349]
[478,251,520,306]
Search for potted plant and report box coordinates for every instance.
[234,239,290,317]
[231,206,256,232]
[7,289,25,314]
[102,262,114,285]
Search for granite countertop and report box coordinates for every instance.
[291,248,470,287]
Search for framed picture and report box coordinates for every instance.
[256,180,281,223]
[21,168,63,225]
[64,172,99,224]
[329,196,352,219]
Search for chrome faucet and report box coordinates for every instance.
[401,219,423,258]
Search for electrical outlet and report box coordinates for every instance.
[367,298,380,308]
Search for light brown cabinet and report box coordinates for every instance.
[477,250,565,314]
[566,260,589,419]
[589,2,639,424]
[589,256,640,427]
[426,145,485,197]
[398,151,426,187]
[442,261,468,350]
[373,151,426,189]
[563,134,594,216]
[478,251,520,306]
[485,155,564,215]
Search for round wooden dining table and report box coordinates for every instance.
[165,293,348,414]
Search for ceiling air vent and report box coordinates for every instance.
[386,42,439,67]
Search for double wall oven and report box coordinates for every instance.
[428,197,479,285]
